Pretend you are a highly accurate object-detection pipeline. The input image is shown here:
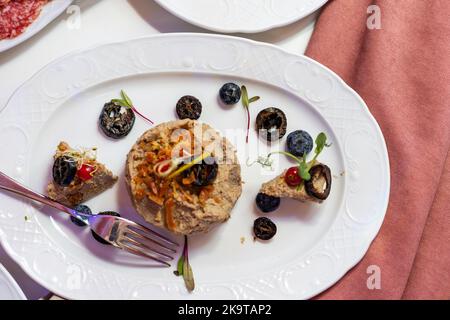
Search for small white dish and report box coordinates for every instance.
[0,0,73,53]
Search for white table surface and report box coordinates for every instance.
[0,0,319,300]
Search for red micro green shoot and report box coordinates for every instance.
[111,90,154,125]
[241,86,260,143]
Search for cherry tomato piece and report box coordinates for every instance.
[77,164,96,181]
[285,166,302,187]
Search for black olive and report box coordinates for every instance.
[91,211,121,245]
[99,102,136,139]
[176,95,202,120]
[71,204,92,227]
[253,217,277,241]
[305,164,332,200]
[53,156,77,187]
[182,157,218,187]
[256,107,287,141]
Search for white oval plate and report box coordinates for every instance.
[154,0,328,33]
[0,34,389,300]
[0,0,73,53]
[0,264,26,300]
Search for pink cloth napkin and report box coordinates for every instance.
[306,0,450,299]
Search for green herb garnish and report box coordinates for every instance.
[263,132,331,181]
[241,86,260,144]
[112,90,154,124]
[246,156,274,170]
[174,236,195,292]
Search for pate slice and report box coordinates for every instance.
[125,119,242,235]
[47,142,118,207]
[260,164,332,204]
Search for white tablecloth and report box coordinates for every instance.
[0,0,318,299]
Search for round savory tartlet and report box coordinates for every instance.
[125,119,242,235]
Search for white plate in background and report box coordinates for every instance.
[0,264,26,300]
[0,34,389,299]
[154,0,328,33]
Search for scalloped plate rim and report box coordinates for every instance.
[154,0,329,33]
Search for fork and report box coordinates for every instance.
[0,171,178,267]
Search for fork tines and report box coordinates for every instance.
[120,223,179,267]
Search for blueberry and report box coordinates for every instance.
[71,204,92,227]
[219,83,241,105]
[53,156,77,187]
[91,211,121,245]
[287,130,314,157]
[255,193,280,213]
[99,101,136,139]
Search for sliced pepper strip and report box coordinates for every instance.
[167,152,211,180]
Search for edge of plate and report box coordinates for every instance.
[0,33,390,300]
[153,0,328,34]
[0,263,27,300]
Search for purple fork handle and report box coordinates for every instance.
[0,171,72,215]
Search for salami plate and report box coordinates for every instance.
[0,0,72,53]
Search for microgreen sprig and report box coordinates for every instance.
[111,90,154,125]
[246,156,274,170]
[241,86,260,144]
[174,236,195,292]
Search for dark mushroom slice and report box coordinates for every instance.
[99,102,136,139]
[53,155,77,187]
[176,95,202,120]
[256,107,287,141]
[305,164,332,200]
[253,217,277,241]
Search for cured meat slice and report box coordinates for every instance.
[0,0,49,40]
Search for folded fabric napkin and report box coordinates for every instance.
[306,0,450,299]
